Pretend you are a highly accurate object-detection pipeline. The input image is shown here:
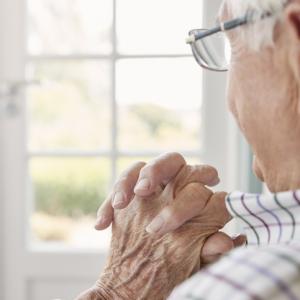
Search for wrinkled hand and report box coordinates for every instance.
[95,153,245,264]
[76,167,232,300]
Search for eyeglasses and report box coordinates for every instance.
[186,11,273,72]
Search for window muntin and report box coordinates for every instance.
[26,0,203,249]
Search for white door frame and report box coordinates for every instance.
[0,0,27,298]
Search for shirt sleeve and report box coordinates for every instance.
[225,191,300,245]
[168,243,300,300]
[168,190,300,300]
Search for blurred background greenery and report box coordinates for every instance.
[31,158,110,218]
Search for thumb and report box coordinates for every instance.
[201,232,246,265]
[232,234,247,247]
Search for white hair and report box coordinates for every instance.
[226,0,288,50]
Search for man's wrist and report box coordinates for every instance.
[95,277,136,300]
[93,281,114,300]
[74,281,117,300]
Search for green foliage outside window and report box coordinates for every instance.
[31,159,110,218]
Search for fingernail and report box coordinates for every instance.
[211,176,220,186]
[112,192,124,208]
[146,216,164,234]
[95,215,107,228]
[135,178,150,192]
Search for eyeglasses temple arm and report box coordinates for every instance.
[186,15,249,44]
[223,15,249,30]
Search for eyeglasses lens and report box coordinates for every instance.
[191,30,231,71]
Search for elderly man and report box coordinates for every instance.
[76,0,300,299]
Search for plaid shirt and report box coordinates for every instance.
[168,190,300,300]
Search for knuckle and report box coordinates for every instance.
[200,164,219,179]
[186,182,212,198]
[157,152,186,168]
[165,152,185,164]
[141,153,186,178]
[149,163,163,176]
[187,165,199,179]
[172,212,183,226]
[188,165,219,186]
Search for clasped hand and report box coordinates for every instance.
[76,153,245,300]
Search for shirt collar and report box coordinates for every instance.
[226,190,300,245]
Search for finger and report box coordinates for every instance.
[133,152,186,197]
[201,232,234,265]
[169,165,219,196]
[184,165,220,187]
[95,161,146,230]
[201,233,247,266]
[94,194,114,230]
[206,192,232,226]
[146,183,212,235]
[232,234,247,248]
[111,161,146,209]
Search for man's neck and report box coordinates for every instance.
[263,158,300,193]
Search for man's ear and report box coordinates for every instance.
[285,3,300,41]
[284,3,300,81]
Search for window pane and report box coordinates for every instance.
[117,0,202,54]
[27,60,111,151]
[27,0,112,55]
[116,58,202,152]
[29,158,111,249]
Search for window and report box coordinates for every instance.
[26,0,204,249]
